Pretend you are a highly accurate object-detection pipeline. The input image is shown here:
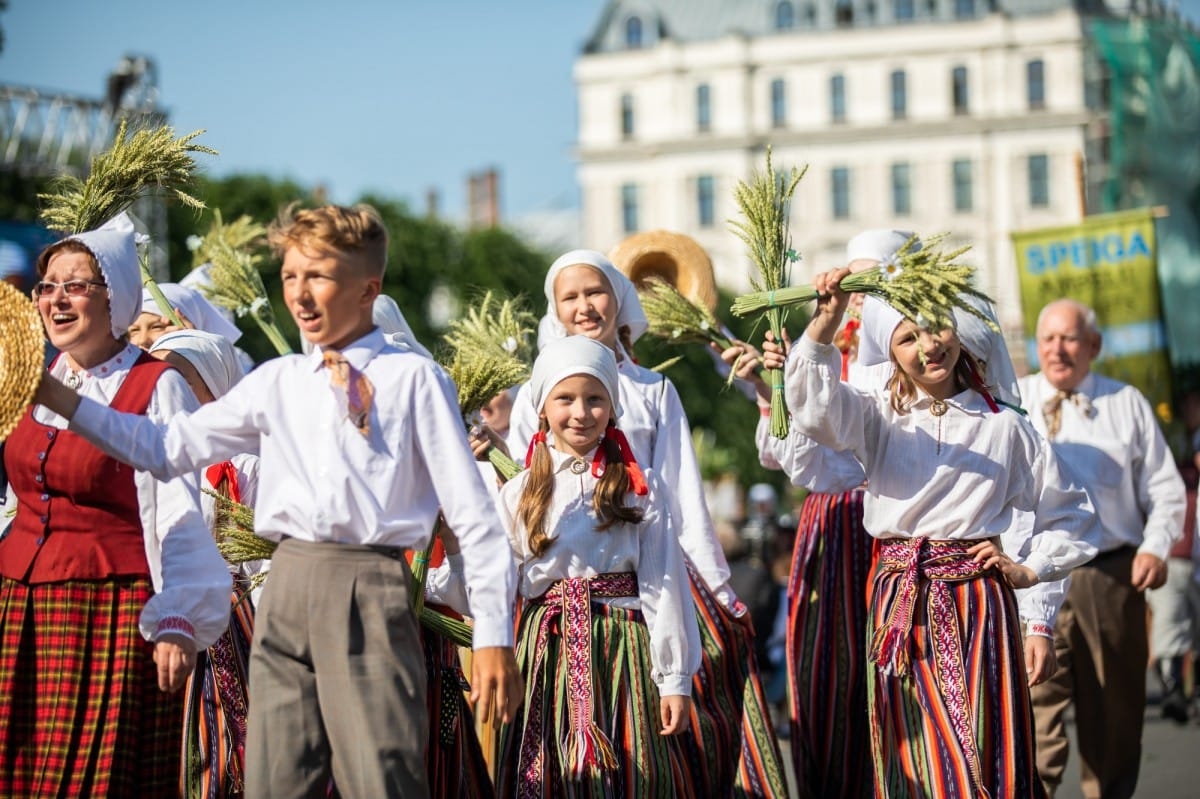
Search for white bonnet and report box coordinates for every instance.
[858,291,1022,408]
[149,328,246,400]
[64,212,141,339]
[850,230,922,369]
[140,282,243,344]
[537,249,649,352]
[528,335,620,418]
[371,294,433,359]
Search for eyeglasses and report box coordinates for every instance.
[31,280,108,298]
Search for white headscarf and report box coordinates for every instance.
[149,329,245,400]
[537,249,649,352]
[140,282,243,344]
[860,296,1021,408]
[66,213,141,339]
[848,229,922,369]
[371,295,433,358]
[951,295,1021,408]
[528,335,620,418]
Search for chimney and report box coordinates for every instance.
[425,187,440,219]
[467,167,501,228]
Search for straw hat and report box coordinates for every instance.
[0,280,46,441]
[608,230,719,312]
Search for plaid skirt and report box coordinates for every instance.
[688,564,790,798]
[867,539,1046,799]
[785,489,875,799]
[498,600,699,798]
[0,575,183,798]
[182,588,255,799]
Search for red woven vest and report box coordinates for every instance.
[0,352,173,583]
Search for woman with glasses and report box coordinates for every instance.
[0,214,231,797]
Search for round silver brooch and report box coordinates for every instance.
[569,458,588,475]
[64,371,83,391]
[929,399,948,417]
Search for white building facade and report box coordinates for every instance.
[574,0,1141,359]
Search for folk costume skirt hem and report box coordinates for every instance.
[785,489,874,799]
[0,575,183,798]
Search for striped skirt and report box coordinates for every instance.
[867,538,1046,799]
[785,489,875,799]
[689,564,790,798]
[182,588,255,798]
[423,607,495,798]
[498,598,699,798]
[0,575,183,798]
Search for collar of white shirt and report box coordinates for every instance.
[310,327,388,374]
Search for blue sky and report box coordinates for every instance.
[1,0,606,221]
[3,1,1198,224]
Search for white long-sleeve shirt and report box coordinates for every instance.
[70,328,516,649]
[509,358,735,609]
[1018,372,1185,560]
[27,343,231,648]
[499,449,699,697]
[784,335,1100,586]
[756,415,867,494]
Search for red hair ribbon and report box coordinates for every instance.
[963,358,1000,414]
[204,460,242,504]
[590,423,648,496]
[525,430,547,468]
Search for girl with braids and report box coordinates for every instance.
[505,250,788,798]
[465,335,697,796]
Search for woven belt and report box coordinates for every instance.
[517,572,638,794]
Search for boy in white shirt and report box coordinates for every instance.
[34,203,522,799]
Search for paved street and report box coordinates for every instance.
[778,697,1200,797]
[1057,704,1200,799]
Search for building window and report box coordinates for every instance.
[892,163,912,216]
[696,84,712,132]
[771,78,787,128]
[775,1,795,30]
[1028,154,1049,208]
[620,93,635,139]
[698,175,716,228]
[953,159,973,212]
[836,0,853,25]
[952,66,969,115]
[832,167,851,219]
[891,70,907,120]
[830,73,846,123]
[1027,59,1046,110]
[955,0,975,17]
[625,16,643,49]
[895,0,915,20]
[621,183,639,233]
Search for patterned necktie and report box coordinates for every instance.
[323,350,374,437]
[1042,388,1074,440]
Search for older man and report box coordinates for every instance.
[1022,298,1186,799]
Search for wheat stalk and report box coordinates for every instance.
[730,233,997,335]
[39,119,216,234]
[639,277,733,350]
[198,211,292,355]
[728,147,807,438]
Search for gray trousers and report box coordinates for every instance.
[245,538,429,799]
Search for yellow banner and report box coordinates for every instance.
[1012,208,1172,419]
